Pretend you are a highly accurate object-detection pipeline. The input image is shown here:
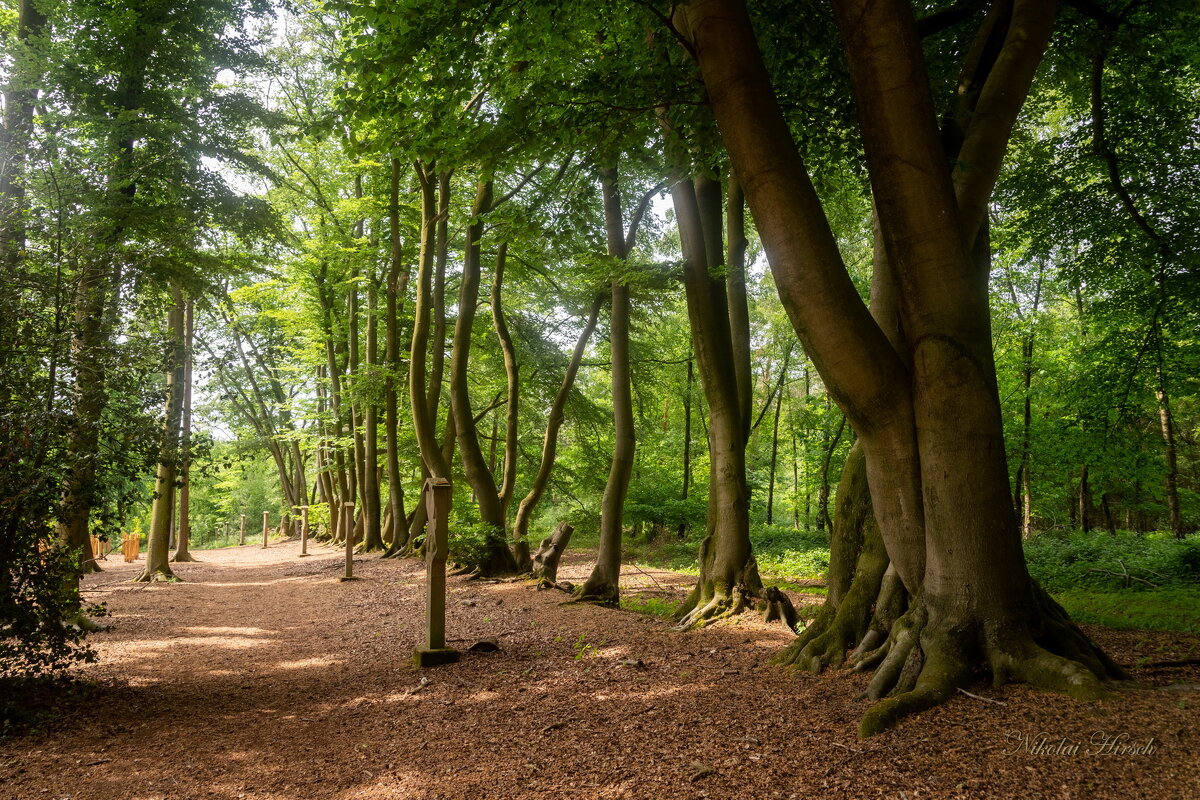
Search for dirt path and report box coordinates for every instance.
[2,540,1198,799]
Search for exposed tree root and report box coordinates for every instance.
[574,577,620,608]
[853,586,1126,738]
[170,552,198,563]
[674,580,750,630]
[131,569,177,583]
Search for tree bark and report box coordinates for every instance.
[171,296,197,562]
[579,165,637,605]
[136,288,185,582]
[447,180,517,576]
[682,0,1122,735]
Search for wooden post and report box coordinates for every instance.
[413,478,458,666]
[239,514,246,545]
[341,503,358,581]
[261,511,269,548]
[299,506,310,557]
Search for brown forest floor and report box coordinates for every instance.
[2,539,1198,800]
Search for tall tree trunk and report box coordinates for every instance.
[0,0,45,394]
[579,165,636,604]
[682,0,1121,736]
[362,267,383,550]
[58,10,164,574]
[766,351,789,525]
[172,296,197,562]
[512,295,603,570]
[383,158,411,549]
[1155,356,1185,539]
[669,170,769,627]
[448,180,516,576]
[678,356,694,537]
[136,288,185,582]
[491,242,520,519]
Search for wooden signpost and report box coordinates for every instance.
[299,506,310,557]
[239,514,246,545]
[341,503,357,581]
[261,511,269,548]
[413,477,458,667]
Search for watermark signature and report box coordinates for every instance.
[1003,731,1157,757]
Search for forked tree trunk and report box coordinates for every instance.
[682,0,1122,736]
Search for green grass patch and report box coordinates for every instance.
[1051,588,1200,634]
[619,595,682,619]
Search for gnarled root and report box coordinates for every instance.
[572,581,620,607]
[855,586,1125,738]
[170,551,198,563]
[674,580,750,630]
[131,569,177,583]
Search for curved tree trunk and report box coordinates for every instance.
[491,242,520,520]
[448,181,516,576]
[512,295,603,570]
[579,165,636,605]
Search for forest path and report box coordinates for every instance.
[2,539,1198,799]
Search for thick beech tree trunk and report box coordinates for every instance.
[512,296,603,571]
[137,289,185,582]
[682,0,1122,736]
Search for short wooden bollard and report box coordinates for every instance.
[261,511,269,549]
[341,503,357,581]
[239,514,246,546]
[299,506,310,557]
[413,478,458,667]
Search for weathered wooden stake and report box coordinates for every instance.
[413,478,458,667]
[261,511,269,548]
[239,514,246,545]
[299,506,310,557]
[341,503,358,581]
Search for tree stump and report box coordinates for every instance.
[531,521,574,585]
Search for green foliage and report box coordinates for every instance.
[1024,531,1200,592]
[445,517,506,571]
[750,524,831,580]
[0,419,96,685]
[1051,588,1200,634]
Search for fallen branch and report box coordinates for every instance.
[957,688,1007,706]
